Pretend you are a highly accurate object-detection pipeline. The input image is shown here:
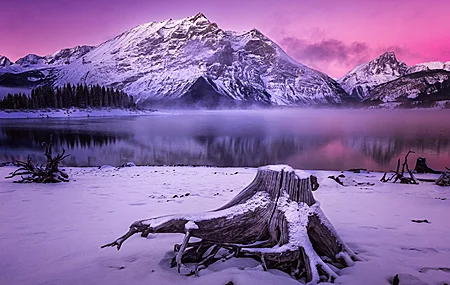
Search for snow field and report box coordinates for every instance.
[0,166,449,285]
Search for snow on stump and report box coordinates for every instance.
[102,165,361,284]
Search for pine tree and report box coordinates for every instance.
[101,86,106,107]
[0,84,136,110]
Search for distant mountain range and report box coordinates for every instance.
[0,13,449,109]
[339,52,450,108]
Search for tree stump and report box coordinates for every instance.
[102,165,360,284]
[414,157,441,174]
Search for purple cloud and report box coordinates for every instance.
[280,37,371,76]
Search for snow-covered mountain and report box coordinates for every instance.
[0,13,352,107]
[339,52,450,108]
[364,70,450,108]
[338,52,408,99]
[0,56,13,67]
[406,61,450,74]
[7,45,94,70]
[54,13,352,106]
[45,45,94,65]
[0,46,94,78]
[15,54,47,67]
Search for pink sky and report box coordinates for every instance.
[1,0,449,77]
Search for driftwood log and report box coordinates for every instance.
[6,136,69,183]
[102,165,360,284]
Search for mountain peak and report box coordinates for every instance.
[249,28,264,36]
[46,45,95,65]
[15,54,46,66]
[373,51,401,65]
[368,52,407,74]
[378,51,396,59]
[339,51,408,99]
[190,12,209,23]
[0,55,13,67]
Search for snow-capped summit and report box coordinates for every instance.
[46,45,94,65]
[0,56,13,67]
[190,12,210,23]
[0,46,94,75]
[15,54,47,67]
[338,52,408,99]
[12,46,94,68]
[53,13,351,106]
[406,61,450,74]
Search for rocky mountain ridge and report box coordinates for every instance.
[338,52,408,99]
[0,56,13,67]
[364,70,450,108]
[339,52,450,108]
[0,13,352,107]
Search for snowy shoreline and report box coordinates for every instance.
[0,108,167,119]
[0,165,449,285]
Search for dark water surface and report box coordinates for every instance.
[1,109,449,171]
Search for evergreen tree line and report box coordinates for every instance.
[0,84,136,110]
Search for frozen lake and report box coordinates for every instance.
[1,109,449,171]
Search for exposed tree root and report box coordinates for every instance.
[102,165,360,284]
[6,136,70,183]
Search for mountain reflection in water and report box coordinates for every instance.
[0,109,449,171]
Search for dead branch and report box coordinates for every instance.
[381,151,418,185]
[328,175,344,186]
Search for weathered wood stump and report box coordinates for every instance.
[412,157,449,185]
[414,157,441,174]
[102,165,360,284]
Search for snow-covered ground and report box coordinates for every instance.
[0,108,163,119]
[0,166,449,285]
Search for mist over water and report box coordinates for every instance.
[0,109,449,171]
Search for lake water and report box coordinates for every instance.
[1,109,449,171]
